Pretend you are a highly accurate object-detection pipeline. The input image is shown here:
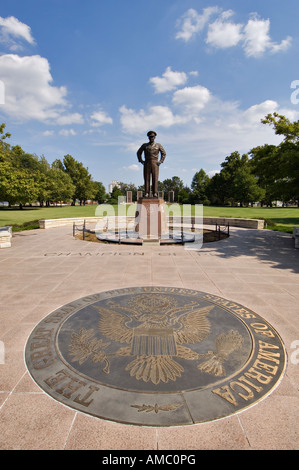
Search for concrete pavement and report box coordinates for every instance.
[0,225,298,450]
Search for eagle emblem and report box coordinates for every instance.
[68,294,243,384]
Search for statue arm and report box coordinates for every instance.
[137,144,145,164]
[158,144,166,164]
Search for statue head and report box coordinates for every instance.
[147,130,157,143]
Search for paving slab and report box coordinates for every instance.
[0,225,298,450]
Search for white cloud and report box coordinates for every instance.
[59,128,76,136]
[242,100,278,125]
[176,7,220,42]
[176,8,292,58]
[243,16,271,57]
[0,54,69,121]
[227,100,279,132]
[56,113,84,125]
[120,63,297,159]
[172,85,211,112]
[0,17,87,127]
[120,84,212,135]
[207,169,220,177]
[149,66,188,93]
[0,16,35,50]
[206,12,243,48]
[160,100,288,172]
[271,36,292,54]
[121,78,298,175]
[126,96,299,174]
[42,130,54,136]
[119,104,189,134]
[243,15,292,57]
[90,109,113,126]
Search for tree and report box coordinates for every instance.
[278,142,299,204]
[108,186,123,205]
[221,151,244,205]
[208,151,263,206]
[206,173,227,205]
[233,166,264,206]
[118,182,137,201]
[93,181,108,203]
[0,160,39,208]
[160,176,184,201]
[0,123,11,141]
[56,154,96,205]
[261,112,299,143]
[190,169,210,204]
[52,158,65,171]
[46,168,75,204]
[0,123,108,207]
[219,152,255,205]
[261,113,299,204]
[249,145,280,205]
[0,123,11,160]
[178,186,192,204]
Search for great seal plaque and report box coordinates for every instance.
[25,287,286,426]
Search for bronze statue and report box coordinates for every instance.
[137,131,166,197]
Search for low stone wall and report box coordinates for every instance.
[0,226,12,248]
[204,217,264,229]
[39,217,103,229]
[39,216,264,230]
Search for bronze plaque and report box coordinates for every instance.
[25,287,286,426]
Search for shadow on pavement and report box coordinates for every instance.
[202,228,299,274]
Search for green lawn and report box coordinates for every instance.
[1,204,298,233]
[0,205,97,230]
[203,206,299,233]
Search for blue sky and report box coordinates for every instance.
[0,0,298,192]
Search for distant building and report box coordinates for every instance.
[108,180,120,194]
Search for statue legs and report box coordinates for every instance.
[144,160,159,196]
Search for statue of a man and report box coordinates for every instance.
[137,131,166,197]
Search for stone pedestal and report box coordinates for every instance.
[168,190,174,203]
[126,191,132,204]
[135,198,167,239]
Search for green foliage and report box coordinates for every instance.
[254,113,299,204]
[0,160,40,206]
[261,112,299,143]
[219,152,257,206]
[0,123,11,161]
[56,154,97,205]
[93,181,108,203]
[190,169,210,204]
[159,176,184,201]
[178,186,192,204]
[117,182,138,201]
[0,123,106,208]
[108,186,124,204]
[189,113,299,207]
[46,168,75,203]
